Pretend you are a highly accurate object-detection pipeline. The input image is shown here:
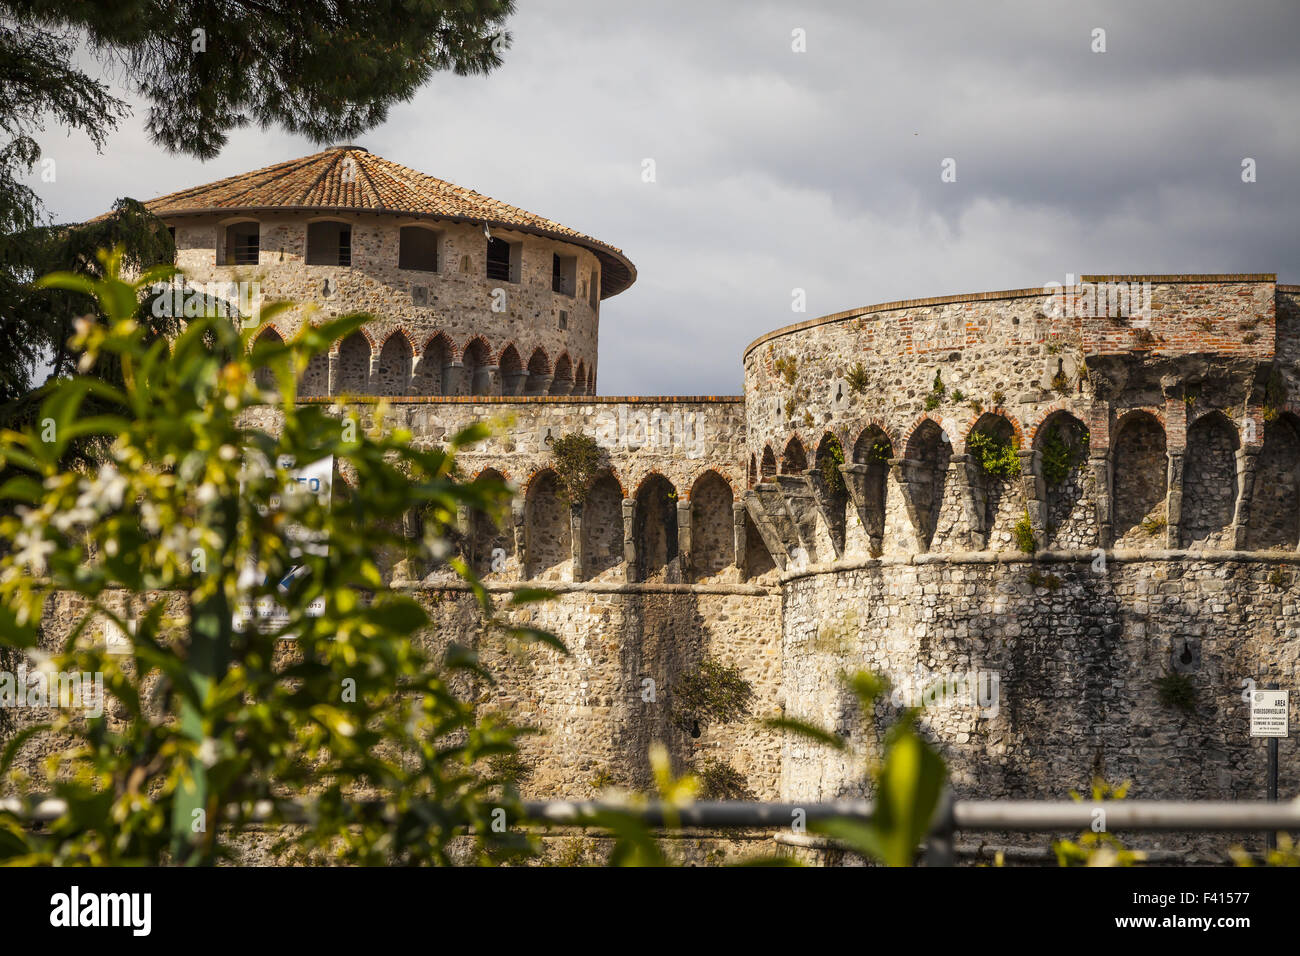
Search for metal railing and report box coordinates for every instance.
[4,796,1297,864]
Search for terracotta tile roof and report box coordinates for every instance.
[131,145,635,297]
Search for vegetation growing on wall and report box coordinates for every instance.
[669,658,753,734]
[819,434,846,494]
[774,355,798,386]
[1263,368,1288,422]
[1040,420,1090,487]
[924,370,946,411]
[693,758,755,800]
[550,432,604,504]
[1014,511,1036,553]
[967,427,1021,480]
[846,362,869,395]
[1155,670,1198,712]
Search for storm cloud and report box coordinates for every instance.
[27,0,1300,394]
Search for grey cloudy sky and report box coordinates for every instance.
[27,0,1300,395]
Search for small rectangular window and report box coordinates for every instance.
[307,221,351,266]
[412,285,429,306]
[558,310,568,330]
[486,237,517,282]
[589,269,599,309]
[399,226,439,272]
[225,222,259,266]
[552,254,577,296]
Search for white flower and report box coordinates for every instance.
[13,529,56,573]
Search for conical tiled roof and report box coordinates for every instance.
[133,145,635,297]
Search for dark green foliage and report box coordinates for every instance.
[1039,419,1090,487]
[1,1,513,426]
[1014,511,1036,553]
[1027,569,1061,590]
[1155,671,1197,713]
[1263,368,1287,422]
[15,0,514,160]
[550,432,604,504]
[819,434,845,494]
[669,659,753,734]
[846,362,868,395]
[924,370,945,410]
[694,758,754,800]
[0,257,560,865]
[966,428,1020,480]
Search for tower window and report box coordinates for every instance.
[558,310,568,330]
[589,269,600,309]
[552,254,576,296]
[224,222,259,266]
[306,221,352,266]
[486,236,519,282]
[399,226,439,272]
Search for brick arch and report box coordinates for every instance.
[522,466,559,496]
[587,467,628,500]
[960,410,1026,454]
[496,341,524,370]
[552,352,574,381]
[633,470,680,581]
[1114,406,1166,432]
[687,468,735,500]
[462,335,493,364]
[760,444,777,479]
[1028,399,1087,436]
[1187,406,1240,431]
[853,422,897,463]
[247,322,286,352]
[903,413,952,460]
[526,347,551,375]
[1111,409,1168,548]
[523,466,570,580]
[582,468,627,580]
[780,433,808,473]
[1182,409,1240,548]
[473,465,517,488]
[632,468,677,499]
[329,325,377,356]
[374,330,414,396]
[381,326,420,355]
[422,331,456,360]
[853,418,899,455]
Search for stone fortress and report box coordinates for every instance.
[120,146,1300,858]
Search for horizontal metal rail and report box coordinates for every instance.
[4,796,1298,832]
[519,799,1300,832]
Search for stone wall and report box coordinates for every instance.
[779,553,1300,857]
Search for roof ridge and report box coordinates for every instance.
[352,150,386,211]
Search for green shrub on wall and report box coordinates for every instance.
[1039,420,1089,487]
[668,658,753,734]
[966,428,1021,480]
[550,432,603,504]
[819,434,846,494]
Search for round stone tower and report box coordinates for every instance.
[741,277,1300,814]
[142,145,635,397]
